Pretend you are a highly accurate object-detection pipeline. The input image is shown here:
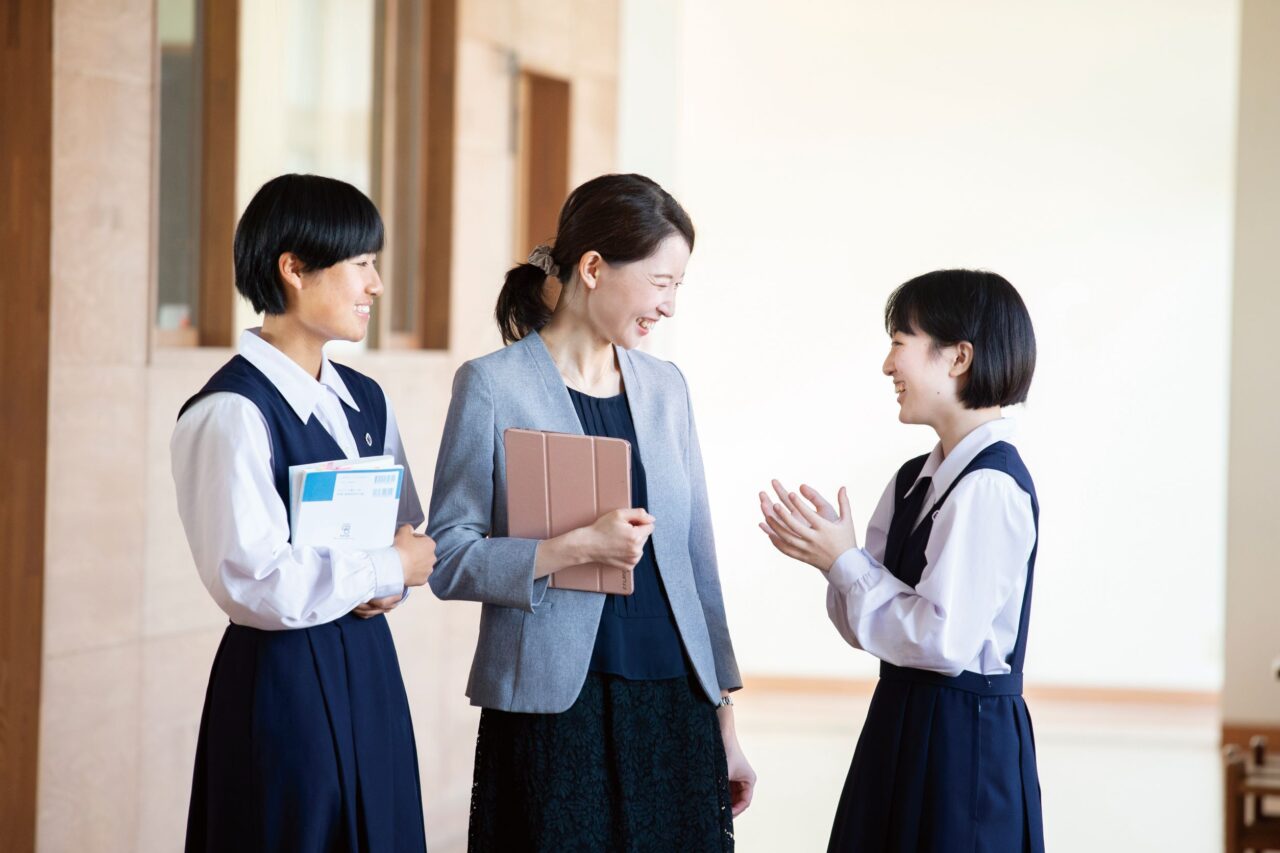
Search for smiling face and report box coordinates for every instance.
[582,233,690,349]
[289,253,383,344]
[882,329,964,426]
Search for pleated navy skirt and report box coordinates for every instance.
[185,612,427,853]
[828,663,1044,853]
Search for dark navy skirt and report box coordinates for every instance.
[185,612,427,852]
[828,663,1044,853]
[469,673,734,852]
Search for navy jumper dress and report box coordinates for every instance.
[828,441,1044,853]
[181,355,427,853]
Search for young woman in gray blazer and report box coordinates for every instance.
[427,174,755,850]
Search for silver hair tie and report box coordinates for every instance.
[527,244,560,278]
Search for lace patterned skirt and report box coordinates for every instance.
[468,672,734,852]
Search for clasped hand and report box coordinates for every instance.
[355,524,437,618]
[757,479,859,572]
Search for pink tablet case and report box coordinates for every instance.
[504,428,635,595]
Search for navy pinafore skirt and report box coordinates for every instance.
[181,356,427,853]
[828,442,1044,853]
[186,613,425,852]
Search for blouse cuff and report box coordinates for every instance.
[826,547,878,593]
[370,546,407,599]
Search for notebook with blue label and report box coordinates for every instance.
[288,456,404,551]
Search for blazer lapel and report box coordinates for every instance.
[522,332,585,436]
[616,346,669,555]
[615,344,652,453]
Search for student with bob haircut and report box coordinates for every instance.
[428,173,754,851]
[759,269,1044,852]
[172,173,436,852]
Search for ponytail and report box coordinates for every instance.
[495,262,555,345]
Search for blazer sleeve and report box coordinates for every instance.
[676,364,743,692]
[426,360,541,611]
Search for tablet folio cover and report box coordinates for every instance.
[504,427,635,595]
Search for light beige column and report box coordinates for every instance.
[1224,0,1280,737]
[39,1,154,850]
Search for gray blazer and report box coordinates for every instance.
[427,332,741,713]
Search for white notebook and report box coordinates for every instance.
[288,456,403,551]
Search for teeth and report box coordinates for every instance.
[638,318,654,330]
[355,305,370,315]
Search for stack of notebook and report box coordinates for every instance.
[288,455,404,551]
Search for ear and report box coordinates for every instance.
[577,251,604,291]
[949,341,975,378]
[277,252,307,295]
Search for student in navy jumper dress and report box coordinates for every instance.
[759,269,1044,853]
[172,174,437,852]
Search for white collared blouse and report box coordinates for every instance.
[171,329,423,630]
[825,418,1037,677]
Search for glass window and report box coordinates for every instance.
[154,0,452,350]
[156,0,201,346]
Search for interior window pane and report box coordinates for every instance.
[156,0,201,338]
[235,0,378,351]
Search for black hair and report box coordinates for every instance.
[233,173,384,315]
[885,269,1036,409]
[495,173,695,345]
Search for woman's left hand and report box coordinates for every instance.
[719,707,757,817]
[354,590,405,619]
[758,479,858,572]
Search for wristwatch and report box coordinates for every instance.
[718,695,734,708]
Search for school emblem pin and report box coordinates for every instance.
[365,432,373,447]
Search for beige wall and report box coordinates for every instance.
[1223,0,1280,728]
[39,1,152,848]
[37,1,619,851]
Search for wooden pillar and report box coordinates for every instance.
[0,0,53,848]
[421,0,457,349]
[197,0,239,347]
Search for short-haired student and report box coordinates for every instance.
[760,270,1044,852]
[171,174,437,852]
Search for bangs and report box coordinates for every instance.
[289,178,385,271]
[881,268,1037,409]
[233,173,386,315]
[884,280,924,337]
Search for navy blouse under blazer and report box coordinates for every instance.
[566,387,688,681]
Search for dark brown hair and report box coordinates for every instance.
[885,269,1037,408]
[495,173,694,344]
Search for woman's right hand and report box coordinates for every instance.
[394,524,437,587]
[580,508,655,570]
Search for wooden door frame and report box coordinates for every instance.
[0,1,53,848]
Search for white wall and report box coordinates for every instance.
[621,0,1238,690]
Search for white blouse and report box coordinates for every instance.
[825,418,1036,676]
[171,329,424,631]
